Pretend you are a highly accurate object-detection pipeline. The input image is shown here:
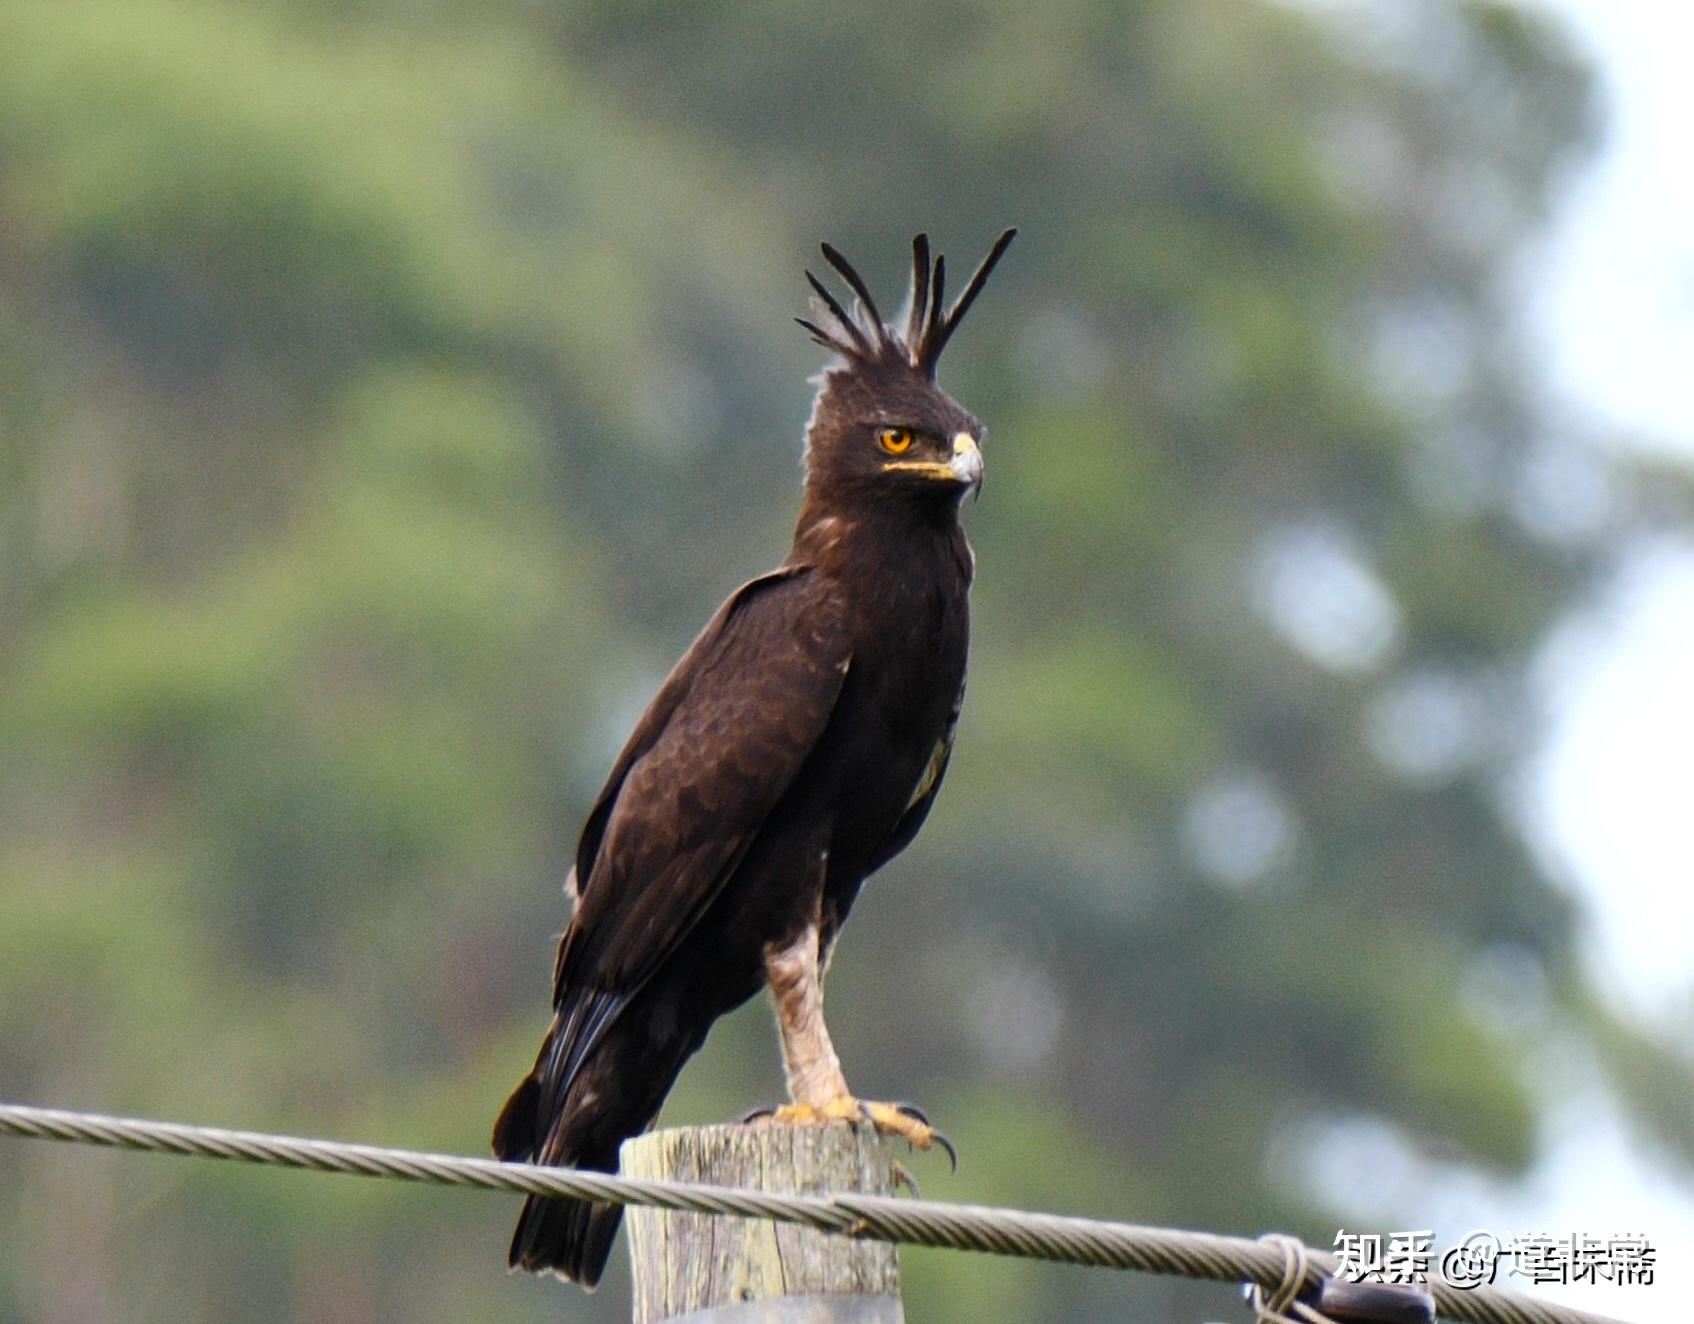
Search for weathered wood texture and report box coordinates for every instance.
[621,1122,903,1323]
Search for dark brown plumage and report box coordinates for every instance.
[494,229,1015,1287]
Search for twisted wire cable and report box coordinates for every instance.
[0,1102,1629,1324]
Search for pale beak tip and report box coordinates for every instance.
[950,432,984,489]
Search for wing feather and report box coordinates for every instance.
[556,565,851,1000]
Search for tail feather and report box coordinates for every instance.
[507,1186,624,1287]
[494,990,694,1288]
[491,1074,541,1162]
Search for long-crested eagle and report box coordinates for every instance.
[494,229,1016,1286]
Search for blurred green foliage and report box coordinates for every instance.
[0,1,1684,1320]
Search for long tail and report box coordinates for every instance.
[492,990,690,1288]
[491,1072,625,1286]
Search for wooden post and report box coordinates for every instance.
[620,1122,903,1324]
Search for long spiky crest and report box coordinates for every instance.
[820,242,887,348]
[801,230,1014,380]
[794,317,858,358]
[905,233,931,350]
[804,270,871,354]
[921,254,947,374]
[921,227,1017,376]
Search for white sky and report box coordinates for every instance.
[1528,0,1694,1034]
[1471,4,1694,1321]
[1281,3,1694,1320]
[1525,5,1694,458]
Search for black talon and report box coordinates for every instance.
[736,1104,779,1125]
[883,1103,955,1170]
[890,1160,922,1199]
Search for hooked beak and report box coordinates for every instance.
[950,432,984,492]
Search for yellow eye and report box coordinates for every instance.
[877,427,914,455]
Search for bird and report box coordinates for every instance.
[493,228,1017,1287]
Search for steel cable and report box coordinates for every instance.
[0,1102,1629,1324]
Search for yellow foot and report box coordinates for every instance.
[750,1097,957,1169]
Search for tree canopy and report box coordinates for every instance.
[0,2,1684,1320]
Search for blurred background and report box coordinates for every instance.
[1,1,1690,1321]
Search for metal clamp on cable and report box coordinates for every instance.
[1314,1279,1434,1324]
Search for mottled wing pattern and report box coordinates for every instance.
[557,566,852,997]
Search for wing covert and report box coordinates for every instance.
[557,566,850,998]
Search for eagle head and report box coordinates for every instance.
[797,231,1015,507]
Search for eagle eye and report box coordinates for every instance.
[876,427,915,455]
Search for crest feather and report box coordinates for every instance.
[800,229,1016,381]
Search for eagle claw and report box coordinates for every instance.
[739,1098,957,1171]
[857,1100,958,1173]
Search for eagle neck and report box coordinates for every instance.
[788,493,973,591]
